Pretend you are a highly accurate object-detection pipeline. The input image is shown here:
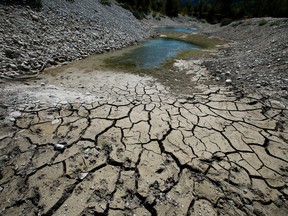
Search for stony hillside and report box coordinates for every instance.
[0,0,153,79]
[201,18,288,101]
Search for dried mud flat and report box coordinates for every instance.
[1,58,288,216]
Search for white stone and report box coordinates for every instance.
[225,79,232,85]
[51,119,60,125]
[9,111,21,118]
[9,64,17,69]
[78,172,89,180]
[54,144,65,151]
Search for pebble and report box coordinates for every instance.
[78,172,89,180]
[31,14,39,22]
[9,64,17,69]
[228,200,235,206]
[51,119,60,125]
[225,79,232,85]
[54,143,65,151]
[245,204,254,211]
[9,111,21,118]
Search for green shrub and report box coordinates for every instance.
[270,20,283,26]
[27,0,42,8]
[231,20,243,27]
[220,18,233,26]
[258,19,268,26]
[100,0,111,6]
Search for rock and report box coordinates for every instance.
[9,111,21,118]
[40,82,46,87]
[51,119,60,125]
[228,200,235,206]
[9,64,17,69]
[9,117,16,122]
[225,79,232,85]
[48,59,57,65]
[5,49,20,59]
[18,63,31,71]
[31,14,39,22]
[78,172,89,180]
[245,205,254,211]
[54,143,65,151]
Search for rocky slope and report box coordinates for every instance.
[201,18,288,102]
[0,0,153,79]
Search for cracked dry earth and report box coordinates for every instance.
[1,61,288,216]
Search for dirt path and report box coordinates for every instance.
[1,57,288,215]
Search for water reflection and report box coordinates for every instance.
[112,38,198,68]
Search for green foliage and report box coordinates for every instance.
[100,0,111,6]
[165,0,180,17]
[220,18,233,26]
[191,0,288,24]
[258,19,268,26]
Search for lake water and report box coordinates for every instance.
[157,27,197,33]
[108,38,198,69]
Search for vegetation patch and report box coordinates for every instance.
[163,31,227,49]
[99,0,111,6]
[258,19,268,26]
[220,18,233,26]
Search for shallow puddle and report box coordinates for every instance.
[105,38,199,69]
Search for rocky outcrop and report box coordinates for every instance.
[0,0,153,79]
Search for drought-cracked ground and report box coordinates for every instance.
[0,60,288,216]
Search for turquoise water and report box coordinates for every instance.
[157,27,197,33]
[112,38,198,69]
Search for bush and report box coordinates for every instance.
[100,0,111,6]
[231,20,243,27]
[258,19,268,26]
[220,18,233,26]
[26,0,42,8]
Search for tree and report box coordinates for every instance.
[165,0,180,16]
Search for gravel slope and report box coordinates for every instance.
[0,0,153,79]
[201,18,288,103]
